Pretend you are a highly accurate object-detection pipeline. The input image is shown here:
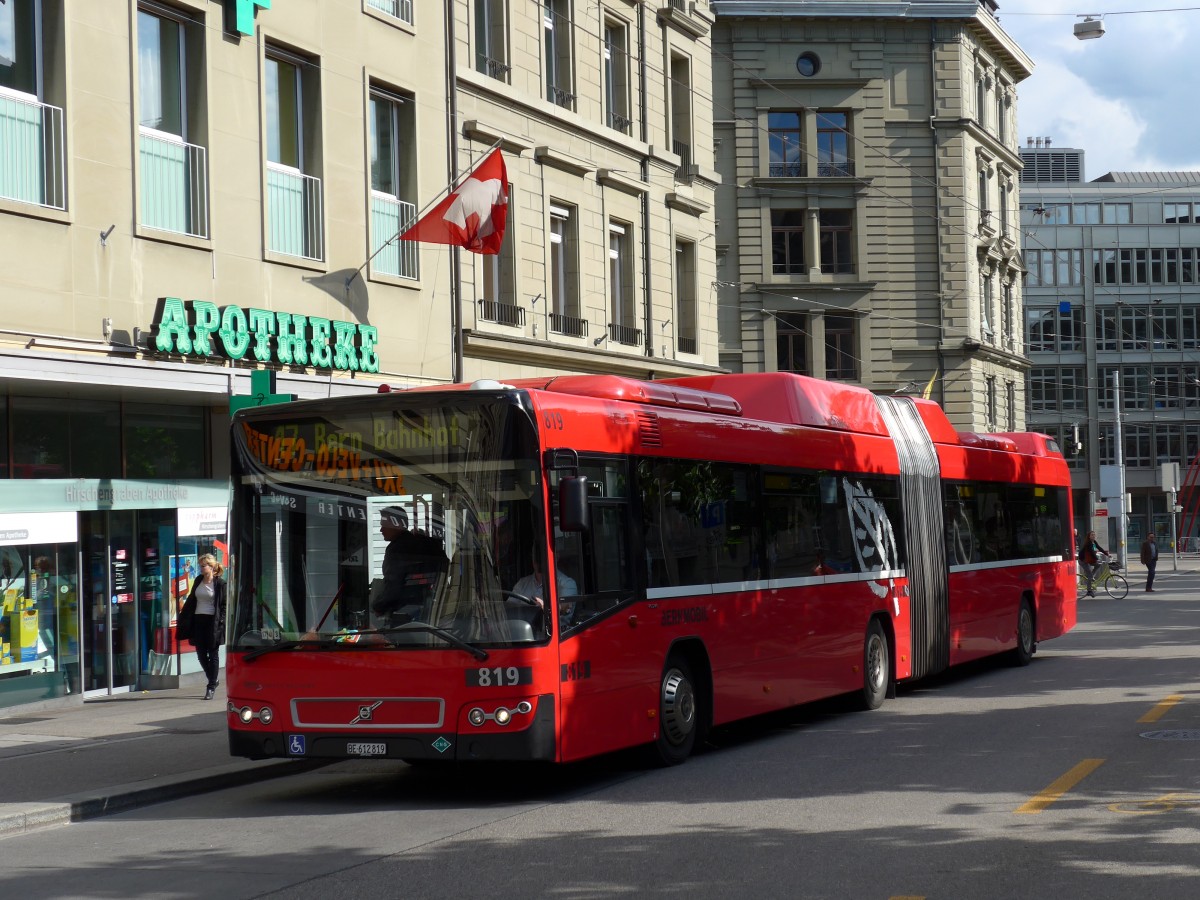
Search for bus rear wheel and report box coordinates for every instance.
[1010,598,1035,667]
[859,620,889,710]
[654,656,698,766]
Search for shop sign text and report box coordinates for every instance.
[153,298,379,374]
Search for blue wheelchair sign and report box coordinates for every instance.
[288,734,306,756]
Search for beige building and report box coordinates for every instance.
[0,0,718,706]
[451,0,721,380]
[710,0,1032,431]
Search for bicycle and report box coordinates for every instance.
[1077,553,1129,600]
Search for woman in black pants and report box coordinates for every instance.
[177,554,227,700]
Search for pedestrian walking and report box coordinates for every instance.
[1141,533,1159,593]
[176,554,227,699]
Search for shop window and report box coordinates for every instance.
[0,519,81,698]
[11,397,120,478]
[124,403,206,478]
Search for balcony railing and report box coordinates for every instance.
[370,193,418,279]
[477,54,511,82]
[769,161,806,178]
[673,139,692,181]
[0,91,65,210]
[610,322,642,346]
[608,111,632,134]
[366,0,413,24]
[550,312,588,338]
[548,84,576,111]
[677,335,697,355]
[267,162,324,261]
[817,160,855,177]
[139,129,209,238]
[478,299,526,327]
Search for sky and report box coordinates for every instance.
[994,1,1200,180]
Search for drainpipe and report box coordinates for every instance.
[640,7,654,364]
[447,0,463,382]
[930,21,947,407]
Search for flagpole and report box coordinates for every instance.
[344,136,505,290]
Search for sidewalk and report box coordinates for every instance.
[0,678,323,840]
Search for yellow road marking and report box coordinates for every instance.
[1109,792,1200,815]
[889,896,926,899]
[1138,694,1184,724]
[1015,758,1105,814]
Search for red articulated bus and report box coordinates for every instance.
[225,372,1075,765]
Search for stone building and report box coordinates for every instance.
[710,0,1032,430]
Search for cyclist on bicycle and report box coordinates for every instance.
[1079,530,1109,598]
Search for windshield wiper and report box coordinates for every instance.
[366,623,489,660]
[241,638,331,662]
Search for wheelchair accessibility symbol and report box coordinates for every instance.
[289,734,306,756]
[1108,792,1200,815]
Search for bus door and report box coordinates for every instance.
[551,459,647,761]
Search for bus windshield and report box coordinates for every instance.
[228,391,546,653]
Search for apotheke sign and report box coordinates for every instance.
[152,297,380,374]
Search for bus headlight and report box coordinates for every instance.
[467,703,533,726]
[239,706,255,724]
[258,707,274,725]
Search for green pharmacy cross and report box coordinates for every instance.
[230,369,295,415]
[228,0,271,36]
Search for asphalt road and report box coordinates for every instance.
[4,566,1200,899]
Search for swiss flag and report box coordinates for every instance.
[399,149,508,254]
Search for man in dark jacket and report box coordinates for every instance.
[371,506,447,623]
[1079,530,1108,598]
[1140,533,1159,593]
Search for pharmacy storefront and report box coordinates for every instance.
[0,480,229,709]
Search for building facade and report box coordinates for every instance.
[1020,142,1198,553]
[710,0,1031,431]
[0,0,719,710]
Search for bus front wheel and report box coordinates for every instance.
[859,620,889,710]
[654,656,698,766]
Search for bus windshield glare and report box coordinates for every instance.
[228,392,546,654]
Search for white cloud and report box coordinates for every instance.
[998,1,1200,178]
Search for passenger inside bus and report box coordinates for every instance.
[370,506,448,625]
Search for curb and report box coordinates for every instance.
[0,758,329,839]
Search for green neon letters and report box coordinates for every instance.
[153,297,379,374]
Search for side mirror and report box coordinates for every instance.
[559,476,589,532]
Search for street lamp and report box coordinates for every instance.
[1111,370,1128,569]
[1074,16,1106,40]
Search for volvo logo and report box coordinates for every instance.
[350,701,383,724]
